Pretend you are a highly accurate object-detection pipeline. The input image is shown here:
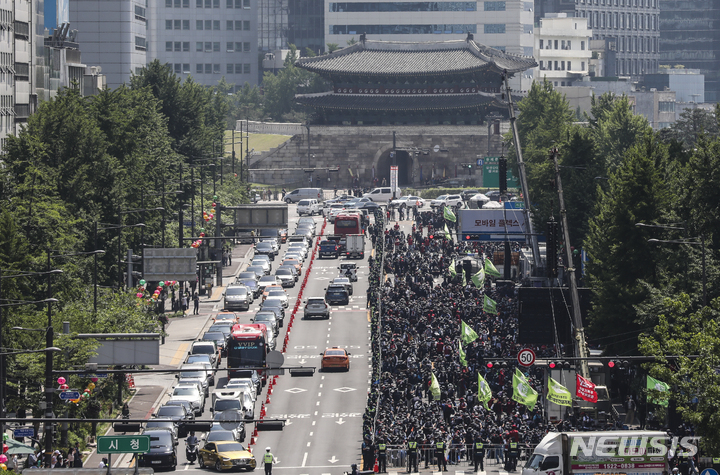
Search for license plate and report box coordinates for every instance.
[151,461,162,464]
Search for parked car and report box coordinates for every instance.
[430,194,464,208]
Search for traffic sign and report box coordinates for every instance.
[701,469,718,475]
[59,391,81,400]
[476,158,484,167]
[517,348,536,367]
[13,428,34,438]
[97,435,150,454]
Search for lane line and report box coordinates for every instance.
[170,342,190,366]
[302,453,308,467]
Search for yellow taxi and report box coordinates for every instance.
[214,312,239,324]
[262,285,283,302]
[198,441,257,472]
[320,347,351,372]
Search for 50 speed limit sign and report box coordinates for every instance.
[517,348,536,367]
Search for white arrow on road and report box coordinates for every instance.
[329,456,339,464]
[299,358,306,364]
[335,418,346,425]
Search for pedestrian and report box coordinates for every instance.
[67,448,75,468]
[193,292,200,315]
[377,438,387,473]
[435,436,447,472]
[625,395,636,426]
[473,436,485,472]
[407,437,418,473]
[263,447,275,475]
[182,294,188,312]
[362,437,374,471]
[99,457,108,468]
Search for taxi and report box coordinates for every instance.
[320,347,350,372]
[262,285,283,301]
[198,441,256,472]
[214,312,239,324]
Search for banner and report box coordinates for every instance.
[512,368,538,410]
[483,295,497,314]
[484,257,501,278]
[449,260,457,278]
[459,341,467,367]
[547,377,572,407]
[461,320,479,344]
[430,372,441,400]
[443,206,457,223]
[576,374,597,403]
[459,209,527,241]
[478,373,492,410]
[647,375,670,406]
[472,269,485,288]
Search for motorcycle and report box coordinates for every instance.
[186,444,198,464]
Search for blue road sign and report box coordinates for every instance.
[504,201,524,209]
[60,391,81,400]
[95,373,108,378]
[13,428,34,438]
[701,469,718,475]
[476,158,484,167]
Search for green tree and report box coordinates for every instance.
[589,93,650,171]
[585,134,671,354]
[658,106,720,150]
[326,43,340,53]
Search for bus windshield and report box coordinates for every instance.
[227,340,265,366]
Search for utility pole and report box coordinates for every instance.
[392,131,397,199]
[44,251,55,468]
[246,118,250,183]
[503,74,541,275]
[549,146,590,379]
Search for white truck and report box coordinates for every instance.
[345,234,365,259]
[522,431,672,475]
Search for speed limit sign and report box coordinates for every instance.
[517,348,536,367]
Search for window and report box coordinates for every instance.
[581,61,585,70]
[554,39,558,49]
[135,5,146,20]
[213,64,221,74]
[539,39,543,49]
[539,60,544,69]
[554,60,558,70]
[196,42,203,51]
[658,101,675,112]
[196,0,202,6]
[183,19,190,29]
[205,42,212,51]
[205,0,211,7]
[484,1,505,10]
[175,0,181,6]
[214,0,220,6]
[183,63,191,73]
[227,63,234,74]
[581,40,585,50]
[166,0,172,6]
[166,41,173,51]
[213,42,220,51]
[214,20,220,30]
[166,19,173,29]
[244,63,251,74]
[205,20,211,29]
[205,64,212,74]
[227,20,234,30]
[567,40,571,49]
[484,23,505,33]
[561,60,565,70]
[174,19,181,29]
[567,61,572,70]
[227,42,235,52]
[183,41,190,51]
[235,63,243,73]
[243,0,250,7]
[561,40,565,49]
[135,36,146,50]
[197,20,203,29]
[235,42,242,52]
[174,41,181,51]
[227,0,233,6]
[184,0,189,6]
[243,20,250,30]
[197,64,203,74]
[174,63,181,74]
[235,20,242,30]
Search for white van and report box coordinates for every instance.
[297,199,322,216]
[284,188,324,203]
[363,187,402,202]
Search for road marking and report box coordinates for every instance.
[318,392,322,397]
[316,401,320,405]
[170,342,190,366]
[309,431,313,436]
[319,384,323,388]
[312,420,316,425]
[307,441,312,447]
[302,453,308,467]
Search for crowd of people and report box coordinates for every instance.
[362,209,579,472]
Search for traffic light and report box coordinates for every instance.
[548,361,571,370]
[547,219,558,278]
[608,360,629,370]
[465,234,482,241]
[499,157,508,194]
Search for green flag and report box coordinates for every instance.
[483,295,497,314]
[472,269,485,288]
[462,269,467,286]
[461,320,479,344]
[484,258,501,278]
[547,377,572,407]
[449,260,457,278]
[430,372,441,400]
[444,223,451,238]
[443,206,456,222]
[647,375,670,406]
[512,368,538,410]
[459,341,467,367]
[478,373,492,410]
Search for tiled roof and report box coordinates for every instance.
[296,39,537,77]
[295,92,502,111]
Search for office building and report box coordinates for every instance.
[535,14,592,86]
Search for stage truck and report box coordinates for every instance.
[227,324,269,384]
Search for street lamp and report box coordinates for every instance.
[144,190,182,249]
[648,237,707,307]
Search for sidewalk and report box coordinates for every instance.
[195,243,253,304]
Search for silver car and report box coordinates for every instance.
[169,384,204,416]
[224,285,252,311]
[304,297,330,319]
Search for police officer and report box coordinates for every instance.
[473,436,486,472]
[407,437,418,473]
[507,441,519,472]
[263,447,275,475]
[435,436,448,472]
[377,438,387,473]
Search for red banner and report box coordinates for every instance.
[576,374,598,403]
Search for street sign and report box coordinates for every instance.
[59,391,81,400]
[701,469,718,475]
[97,435,150,454]
[433,145,440,153]
[95,373,108,378]
[517,348,536,367]
[13,428,34,438]
[390,166,398,194]
[476,158,484,167]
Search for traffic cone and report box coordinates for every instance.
[374,459,379,473]
[253,426,258,437]
[265,394,270,404]
[249,436,255,446]
[260,404,266,418]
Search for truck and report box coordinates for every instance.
[522,431,672,475]
[345,234,365,259]
[319,240,340,258]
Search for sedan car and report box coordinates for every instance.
[170,384,205,415]
[244,266,265,280]
[229,370,262,394]
[205,430,238,443]
[260,238,279,253]
[391,195,425,209]
[278,264,299,282]
[138,430,178,470]
[225,379,258,401]
[281,259,302,276]
[203,331,228,356]
[178,364,213,396]
[320,347,351,371]
[265,289,289,308]
[260,300,285,326]
[274,268,295,288]
[332,277,354,295]
[144,419,179,444]
[154,403,194,437]
[198,441,256,472]
[209,410,246,442]
[304,297,330,320]
[253,241,275,260]
[252,311,279,336]
[250,258,271,275]
[258,275,281,293]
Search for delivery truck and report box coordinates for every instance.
[522,431,672,475]
[345,234,365,259]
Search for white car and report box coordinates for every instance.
[391,196,425,209]
[324,203,346,217]
[169,383,205,416]
[297,199,322,216]
[225,379,258,401]
[328,207,346,222]
[430,194,464,208]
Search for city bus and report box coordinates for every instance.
[333,213,362,236]
[227,324,268,383]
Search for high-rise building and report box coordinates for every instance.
[69,0,148,88]
[658,0,720,102]
[149,0,258,88]
[535,14,592,86]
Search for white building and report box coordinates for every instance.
[324,0,535,92]
[69,0,148,88]
[535,14,592,87]
[147,0,259,89]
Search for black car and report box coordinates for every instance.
[260,300,285,326]
[202,331,228,356]
[254,241,275,260]
[461,189,481,201]
[138,430,178,471]
[154,403,194,437]
[325,284,350,305]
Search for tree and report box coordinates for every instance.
[585,134,671,354]
[589,93,650,171]
[658,106,720,150]
[326,43,340,53]
[347,37,357,46]
[639,295,720,453]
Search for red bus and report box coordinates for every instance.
[334,213,362,236]
[227,324,268,382]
